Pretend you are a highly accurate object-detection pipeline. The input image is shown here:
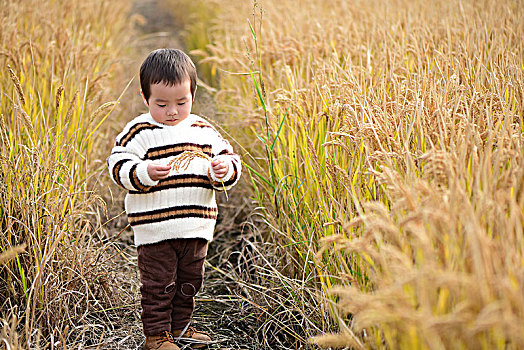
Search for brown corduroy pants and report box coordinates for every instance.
[137,238,208,336]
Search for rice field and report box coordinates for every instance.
[1,0,523,348]
[168,0,524,348]
[0,0,133,347]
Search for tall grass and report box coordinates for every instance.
[0,0,132,347]
[166,0,523,348]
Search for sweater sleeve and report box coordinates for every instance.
[207,129,242,192]
[107,122,159,192]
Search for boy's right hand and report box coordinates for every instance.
[147,163,171,181]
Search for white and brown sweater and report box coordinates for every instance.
[107,113,241,246]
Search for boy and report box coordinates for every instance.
[107,49,241,350]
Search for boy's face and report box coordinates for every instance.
[142,79,193,126]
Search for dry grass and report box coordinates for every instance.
[0,0,136,348]
[165,0,524,348]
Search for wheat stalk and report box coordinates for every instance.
[55,85,64,110]
[167,150,211,172]
[0,244,26,265]
[7,64,25,106]
[167,150,229,198]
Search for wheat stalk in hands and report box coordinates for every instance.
[167,151,228,199]
[167,150,211,172]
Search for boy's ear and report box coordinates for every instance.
[193,85,197,102]
[140,90,149,106]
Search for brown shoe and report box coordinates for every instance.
[171,326,211,349]
[143,331,180,350]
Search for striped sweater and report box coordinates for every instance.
[107,113,241,246]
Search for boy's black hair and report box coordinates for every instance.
[140,48,197,103]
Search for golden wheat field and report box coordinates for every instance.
[1,0,523,348]
[169,0,524,348]
[0,0,133,347]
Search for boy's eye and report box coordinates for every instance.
[157,104,166,108]
[178,102,186,106]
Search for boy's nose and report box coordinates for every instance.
[167,107,178,116]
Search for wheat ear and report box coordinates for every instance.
[167,151,229,200]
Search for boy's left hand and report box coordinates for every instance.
[211,159,229,178]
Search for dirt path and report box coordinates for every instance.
[103,1,257,349]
